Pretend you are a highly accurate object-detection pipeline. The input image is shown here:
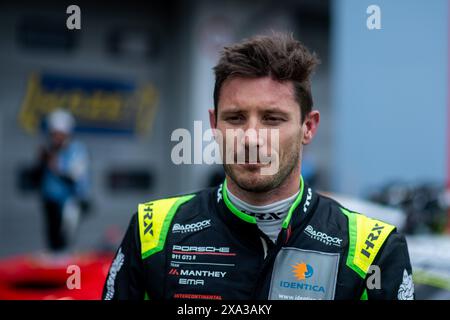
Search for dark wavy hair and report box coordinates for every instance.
[213,33,319,122]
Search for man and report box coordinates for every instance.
[36,109,91,253]
[103,33,414,300]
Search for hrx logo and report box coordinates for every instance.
[361,223,385,258]
[143,203,154,236]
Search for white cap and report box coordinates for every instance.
[47,109,75,134]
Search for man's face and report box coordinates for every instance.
[210,76,306,193]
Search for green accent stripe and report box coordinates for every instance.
[141,194,195,259]
[222,176,305,226]
[340,208,366,279]
[222,180,257,224]
[413,269,450,291]
[360,289,368,300]
[282,175,305,229]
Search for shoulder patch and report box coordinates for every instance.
[340,208,396,278]
[138,194,195,259]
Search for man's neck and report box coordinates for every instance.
[225,166,301,206]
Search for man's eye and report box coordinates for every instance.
[264,117,284,124]
[226,115,244,123]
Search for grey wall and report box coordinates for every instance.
[331,0,448,196]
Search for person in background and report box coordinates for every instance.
[36,109,91,253]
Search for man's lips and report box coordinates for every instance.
[233,155,271,163]
[236,162,269,170]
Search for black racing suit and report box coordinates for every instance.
[102,177,414,300]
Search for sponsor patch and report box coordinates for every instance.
[398,269,414,300]
[174,293,222,300]
[172,219,211,234]
[179,278,205,286]
[168,268,227,278]
[217,185,223,203]
[269,248,339,300]
[303,188,313,212]
[304,225,343,247]
[104,247,125,300]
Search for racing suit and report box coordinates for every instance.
[102,176,414,300]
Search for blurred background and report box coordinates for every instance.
[0,0,449,299]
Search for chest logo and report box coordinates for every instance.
[269,248,339,300]
[172,219,211,234]
[291,262,314,280]
[143,203,154,236]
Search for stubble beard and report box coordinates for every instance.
[223,142,301,194]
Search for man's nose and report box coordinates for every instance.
[242,119,264,148]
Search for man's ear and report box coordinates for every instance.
[209,109,216,129]
[302,110,320,145]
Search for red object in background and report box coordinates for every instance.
[0,252,113,300]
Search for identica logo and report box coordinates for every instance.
[304,225,342,247]
[291,262,314,280]
[279,281,325,293]
[172,219,211,234]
